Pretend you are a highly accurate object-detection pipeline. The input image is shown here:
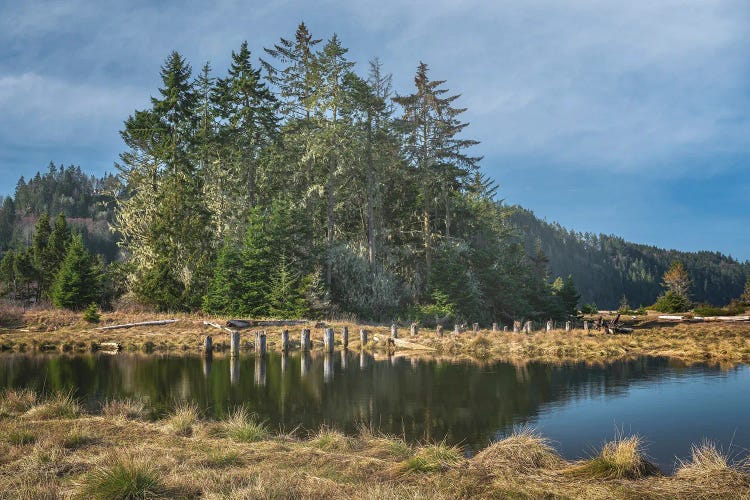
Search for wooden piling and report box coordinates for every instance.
[324,328,334,353]
[524,321,533,333]
[281,329,289,352]
[230,331,240,356]
[436,325,444,337]
[513,321,520,333]
[473,323,479,335]
[492,322,497,332]
[359,328,368,347]
[255,330,267,355]
[342,326,349,349]
[301,329,311,352]
[391,324,398,338]
[546,320,553,332]
[410,323,418,337]
[454,324,460,335]
[503,326,509,332]
[203,335,213,354]
[584,321,590,332]
[565,321,571,332]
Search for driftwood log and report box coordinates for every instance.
[96,320,178,331]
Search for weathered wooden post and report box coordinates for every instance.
[410,323,418,337]
[492,322,498,332]
[230,331,240,356]
[473,323,479,335]
[324,328,335,353]
[524,321,533,333]
[565,321,571,332]
[391,324,398,338]
[203,335,213,354]
[301,329,311,352]
[342,326,349,349]
[546,320,553,332]
[513,321,520,333]
[454,324,460,335]
[230,356,240,385]
[280,329,289,352]
[324,352,334,383]
[436,325,444,337]
[503,326,509,332]
[254,355,267,386]
[584,320,590,332]
[255,330,267,355]
[359,328,368,348]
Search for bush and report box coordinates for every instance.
[580,303,598,314]
[83,303,100,323]
[652,291,691,313]
[694,301,746,317]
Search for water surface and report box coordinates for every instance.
[1,352,747,472]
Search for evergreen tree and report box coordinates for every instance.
[557,275,581,318]
[48,213,72,273]
[51,234,102,310]
[240,208,274,317]
[0,250,15,298]
[203,243,245,315]
[32,212,52,299]
[268,255,308,318]
[741,276,750,306]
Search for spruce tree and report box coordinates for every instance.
[203,243,245,315]
[51,234,102,310]
[557,275,581,318]
[48,213,72,273]
[32,212,52,299]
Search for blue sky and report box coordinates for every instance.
[1,0,748,259]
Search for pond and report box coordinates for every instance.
[1,351,748,472]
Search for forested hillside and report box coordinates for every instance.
[1,23,747,319]
[509,206,750,309]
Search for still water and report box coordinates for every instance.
[1,352,748,472]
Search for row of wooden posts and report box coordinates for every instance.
[204,319,594,356]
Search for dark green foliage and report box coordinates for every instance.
[83,303,100,323]
[741,276,750,306]
[556,275,581,319]
[51,234,102,310]
[581,303,598,315]
[652,291,692,313]
[203,244,245,315]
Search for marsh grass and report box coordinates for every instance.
[7,429,36,446]
[676,440,750,487]
[24,391,81,420]
[220,407,270,443]
[473,427,563,473]
[0,388,37,417]
[570,434,660,479]
[201,450,245,469]
[398,441,463,473]
[75,455,167,500]
[311,426,356,451]
[167,402,200,436]
[62,426,97,450]
[101,398,146,420]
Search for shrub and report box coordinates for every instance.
[83,303,100,323]
[652,291,691,313]
[581,303,598,315]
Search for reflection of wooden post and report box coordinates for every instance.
[324,328,334,353]
[230,356,239,385]
[255,331,267,355]
[546,320,553,332]
[410,323,418,337]
[340,350,348,370]
[301,329,311,352]
[513,321,520,333]
[359,329,367,347]
[492,323,497,332]
[281,352,288,375]
[359,351,367,370]
[391,324,398,338]
[342,326,349,349]
[202,352,212,378]
[230,331,240,356]
[281,329,289,352]
[203,335,213,354]
[301,351,310,377]
[565,321,571,332]
[254,354,266,386]
[473,323,479,335]
[324,352,334,383]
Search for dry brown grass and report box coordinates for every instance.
[569,434,660,480]
[0,406,749,499]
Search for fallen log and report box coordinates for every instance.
[227,319,308,329]
[203,321,235,333]
[391,338,436,351]
[96,320,178,331]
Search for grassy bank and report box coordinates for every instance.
[2,307,750,365]
[1,390,748,499]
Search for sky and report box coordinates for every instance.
[1,0,748,259]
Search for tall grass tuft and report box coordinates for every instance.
[473,427,563,473]
[167,402,200,437]
[570,434,660,479]
[676,440,749,486]
[101,399,145,420]
[310,426,355,451]
[397,441,463,474]
[24,392,81,420]
[75,456,167,499]
[0,388,37,417]
[221,407,270,443]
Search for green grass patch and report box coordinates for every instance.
[7,430,36,446]
[222,407,270,443]
[399,442,463,473]
[75,457,167,500]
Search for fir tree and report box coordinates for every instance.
[51,234,102,310]
[48,212,72,272]
[32,212,52,299]
[203,243,245,315]
[557,275,581,318]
